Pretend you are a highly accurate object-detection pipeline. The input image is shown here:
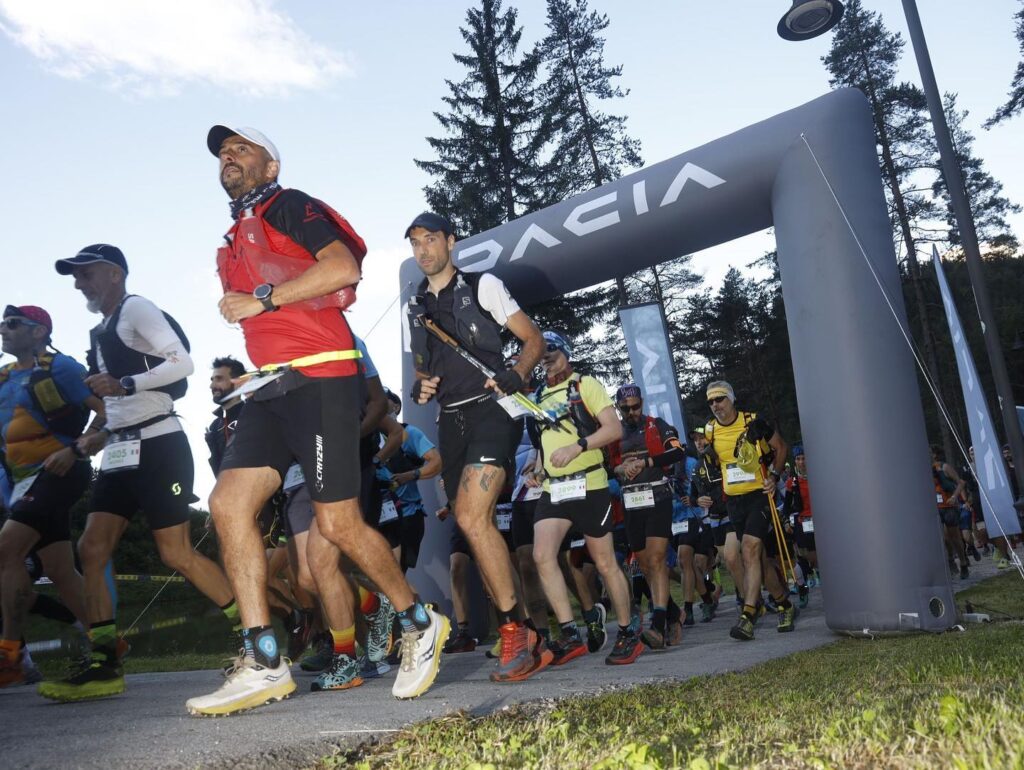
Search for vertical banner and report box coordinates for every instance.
[618,302,687,437]
[932,247,1021,536]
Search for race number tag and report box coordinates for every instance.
[802,519,815,533]
[671,519,690,535]
[496,504,512,532]
[496,395,533,419]
[524,484,543,501]
[221,371,286,402]
[725,464,757,485]
[9,474,39,508]
[570,537,585,550]
[550,474,587,504]
[101,431,141,473]
[976,521,987,531]
[379,498,399,524]
[936,494,944,504]
[622,484,655,510]
[283,464,305,490]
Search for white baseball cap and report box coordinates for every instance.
[206,125,280,162]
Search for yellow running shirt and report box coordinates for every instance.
[537,374,611,492]
[706,411,769,496]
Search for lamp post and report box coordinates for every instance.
[778,0,1024,511]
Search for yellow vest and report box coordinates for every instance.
[706,411,768,496]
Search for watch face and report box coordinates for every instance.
[254,284,272,300]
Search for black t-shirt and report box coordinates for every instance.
[619,416,679,485]
[262,189,359,258]
[205,401,245,475]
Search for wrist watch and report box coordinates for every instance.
[119,376,136,396]
[577,437,588,451]
[253,283,277,312]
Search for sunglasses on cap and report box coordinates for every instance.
[619,403,643,413]
[707,395,728,406]
[1,317,40,330]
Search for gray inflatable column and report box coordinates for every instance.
[771,102,954,633]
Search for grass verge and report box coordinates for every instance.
[324,571,1024,769]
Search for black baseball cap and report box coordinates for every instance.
[55,244,129,276]
[405,212,454,239]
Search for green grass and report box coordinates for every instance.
[323,571,1024,770]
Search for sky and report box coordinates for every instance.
[1,0,1021,502]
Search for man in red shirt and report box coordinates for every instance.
[187,126,447,716]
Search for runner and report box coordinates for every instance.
[528,332,642,665]
[189,127,445,715]
[688,425,735,620]
[40,245,238,702]
[703,381,795,641]
[406,211,551,682]
[607,383,685,649]
[783,445,815,608]
[0,305,101,686]
[933,445,969,579]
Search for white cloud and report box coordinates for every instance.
[0,0,353,96]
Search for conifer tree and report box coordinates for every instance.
[985,0,1024,127]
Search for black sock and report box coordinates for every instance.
[651,607,667,633]
[241,625,280,668]
[30,593,77,625]
[559,620,579,639]
[798,556,812,578]
[667,597,681,624]
[704,578,716,596]
[496,603,523,626]
[776,595,792,610]
[397,603,432,632]
[684,601,693,615]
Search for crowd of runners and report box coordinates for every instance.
[1,126,1020,715]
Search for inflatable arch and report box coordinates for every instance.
[400,88,955,635]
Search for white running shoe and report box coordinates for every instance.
[392,606,449,700]
[186,657,295,716]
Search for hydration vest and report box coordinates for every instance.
[87,295,191,400]
[531,374,600,441]
[607,415,666,470]
[933,463,958,509]
[216,189,366,312]
[0,352,89,438]
[406,271,503,375]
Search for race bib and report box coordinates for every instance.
[496,395,533,419]
[550,474,587,504]
[524,484,543,501]
[976,521,987,531]
[379,498,399,524]
[9,473,39,508]
[570,537,585,550]
[283,464,305,490]
[221,371,286,402]
[671,519,690,535]
[936,494,944,504]
[725,464,757,485]
[802,519,815,533]
[101,431,141,473]
[496,506,512,532]
[622,484,655,510]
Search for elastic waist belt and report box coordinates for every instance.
[441,394,491,413]
[622,478,670,490]
[111,413,176,434]
[259,349,361,373]
[548,463,603,480]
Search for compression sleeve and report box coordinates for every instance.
[121,298,194,392]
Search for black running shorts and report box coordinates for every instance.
[511,498,537,549]
[90,431,194,531]
[726,492,773,542]
[795,518,817,551]
[534,487,614,539]
[9,462,91,549]
[712,518,734,548]
[671,517,703,552]
[220,375,361,504]
[438,398,520,505]
[377,512,426,570]
[624,495,674,552]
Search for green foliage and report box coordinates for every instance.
[985,0,1024,127]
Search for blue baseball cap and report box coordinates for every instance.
[55,244,129,276]
[543,330,572,359]
[405,211,454,239]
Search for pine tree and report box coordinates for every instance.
[823,0,955,457]
[985,0,1024,127]
[415,0,552,235]
[932,92,1021,252]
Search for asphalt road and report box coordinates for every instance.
[3,560,1000,769]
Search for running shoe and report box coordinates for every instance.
[490,622,553,682]
[997,558,1009,570]
[640,625,666,650]
[300,633,333,672]
[38,659,125,702]
[0,645,24,688]
[777,604,797,633]
[358,654,391,680]
[683,608,696,627]
[959,563,970,580]
[700,601,715,623]
[443,629,478,654]
[549,632,587,666]
[392,606,449,699]
[287,610,315,661]
[798,585,810,610]
[365,593,396,663]
[666,621,683,647]
[605,628,644,665]
[730,614,755,641]
[22,660,43,685]
[186,657,295,715]
[968,543,981,562]
[586,602,608,653]
[312,653,364,692]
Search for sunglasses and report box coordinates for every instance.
[707,395,728,406]
[1,318,39,330]
[545,343,562,353]
[619,403,643,413]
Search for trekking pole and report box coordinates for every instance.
[418,315,568,432]
[760,463,797,586]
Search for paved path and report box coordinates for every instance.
[3,561,1001,769]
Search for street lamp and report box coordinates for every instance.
[777,0,1024,511]
[777,0,845,41]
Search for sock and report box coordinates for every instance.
[496,603,523,626]
[684,601,694,615]
[221,599,241,630]
[30,594,77,625]
[667,597,681,624]
[537,627,550,642]
[704,578,716,597]
[742,604,757,620]
[652,607,666,633]
[457,621,470,635]
[89,620,117,662]
[330,626,356,657]
[241,625,280,668]
[776,595,792,610]
[581,605,600,624]
[559,620,579,639]
[700,590,714,604]
[358,586,380,616]
[799,584,809,597]
[524,617,538,632]
[396,603,431,633]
